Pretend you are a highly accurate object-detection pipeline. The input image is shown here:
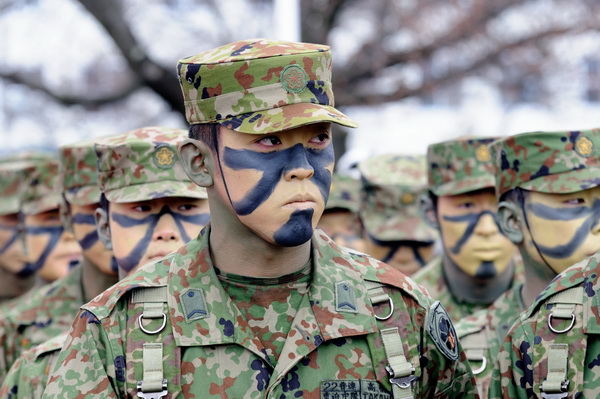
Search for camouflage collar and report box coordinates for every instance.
[166,227,378,356]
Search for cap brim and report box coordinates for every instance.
[519,167,600,194]
[64,186,101,206]
[431,176,496,197]
[22,193,62,215]
[219,103,358,134]
[360,210,438,242]
[104,181,208,203]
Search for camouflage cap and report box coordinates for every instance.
[95,126,208,203]
[21,158,63,215]
[326,173,361,213]
[358,154,438,242]
[489,128,600,196]
[0,151,56,164]
[177,38,358,133]
[427,137,497,196]
[59,138,102,206]
[0,161,35,215]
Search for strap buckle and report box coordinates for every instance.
[540,380,569,399]
[386,364,416,389]
[137,379,168,399]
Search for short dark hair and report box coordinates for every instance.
[499,187,525,204]
[99,193,110,213]
[189,123,220,152]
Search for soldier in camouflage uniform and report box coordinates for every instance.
[317,173,365,252]
[413,137,521,322]
[357,154,439,276]
[0,162,36,306]
[1,128,210,398]
[43,39,478,398]
[485,128,600,398]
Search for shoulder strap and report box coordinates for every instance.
[365,280,416,399]
[128,286,180,399]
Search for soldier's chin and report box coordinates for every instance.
[474,261,497,279]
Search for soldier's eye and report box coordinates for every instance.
[309,132,330,145]
[178,204,197,211]
[458,202,475,209]
[563,198,585,206]
[132,205,152,212]
[257,136,281,147]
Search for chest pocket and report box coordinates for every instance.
[365,280,418,399]
[126,286,182,399]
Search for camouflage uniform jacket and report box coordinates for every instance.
[0,332,66,398]
[1,262,84,375]
[455,283,524,398]
[43,227,478,398]
[490,253,600,398]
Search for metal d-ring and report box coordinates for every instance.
[548,313,575,334]
[374,297,394,321]
[471,355,487,375]
[138,313,167,335]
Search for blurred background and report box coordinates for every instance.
[1,0,600,175]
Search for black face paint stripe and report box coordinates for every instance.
[527,198,600,259]
[442,210,503,254]
[222,143,334,216]
[72,213,96,225]
[273,209,314,247]
[0,225,19,254]
[366,233,433,265]
[20,226,64,276]
[110,206,206,272]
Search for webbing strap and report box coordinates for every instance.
[547,287,583,318]
[540,344,569,396]
[141,343,165,392]
[381,327,415,399]
[365,280,390,305]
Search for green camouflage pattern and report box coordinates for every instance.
[325,173,361,213]
[177,38,357,133]
[0,331,66,398]
[359,154,438,242]
[0,263,85,378]
[489,128,600,196]
[0,152,55,164]
[491,252,600,398]
[43,227,478,398]
[20,159,62,215]
[455,283,525,398]
[412,256,487,321]
[58,137,102,206]
[95,126,207,203]
[0,161,34,215]
[427,137,497,196]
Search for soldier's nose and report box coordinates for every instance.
[153,215,180,241]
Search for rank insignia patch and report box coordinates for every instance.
[181,287,209,322]
[426,301,459,361]
[335,281,358,313]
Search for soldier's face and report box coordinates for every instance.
[108,197,210,275]
[522,187,600,273]
[363,238,435,276]
[0,213,28,274]
[317,210,365,252]
[70,203,117,276]
[213,123,333,247]
[437,189,516,278]
[24,208,82,282]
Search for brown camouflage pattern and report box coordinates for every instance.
[20,159,62,215]
[491,252,600,398]
[359,154,438,242]
[427,137,498,196]
[58,137,102,206]
[177,39,357,133]
[455,283,525,398]
[43,227,479,398]
[489,128,600,196]
[95,126,207,203]
[0,161,34,216]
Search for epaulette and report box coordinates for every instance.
[82,255,172,320]
[524,254,597,319]
[32,331,69,361]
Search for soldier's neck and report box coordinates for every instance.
[81,257,119,302]
[519,249,558,308]
[208,225,312,278]
[0,266,35,300]
[442,255,514,305]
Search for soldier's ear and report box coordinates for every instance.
[498,200,523,244]
[420,194,440,230]
[95,208,112,250]
[179,139,214,188]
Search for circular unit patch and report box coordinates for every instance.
[281,64,308,94]
[153,146,176,169]
[575,135,593,158]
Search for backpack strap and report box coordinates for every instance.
[129,286,179,399]
[537,287,584,399]
[365,280,416,399]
